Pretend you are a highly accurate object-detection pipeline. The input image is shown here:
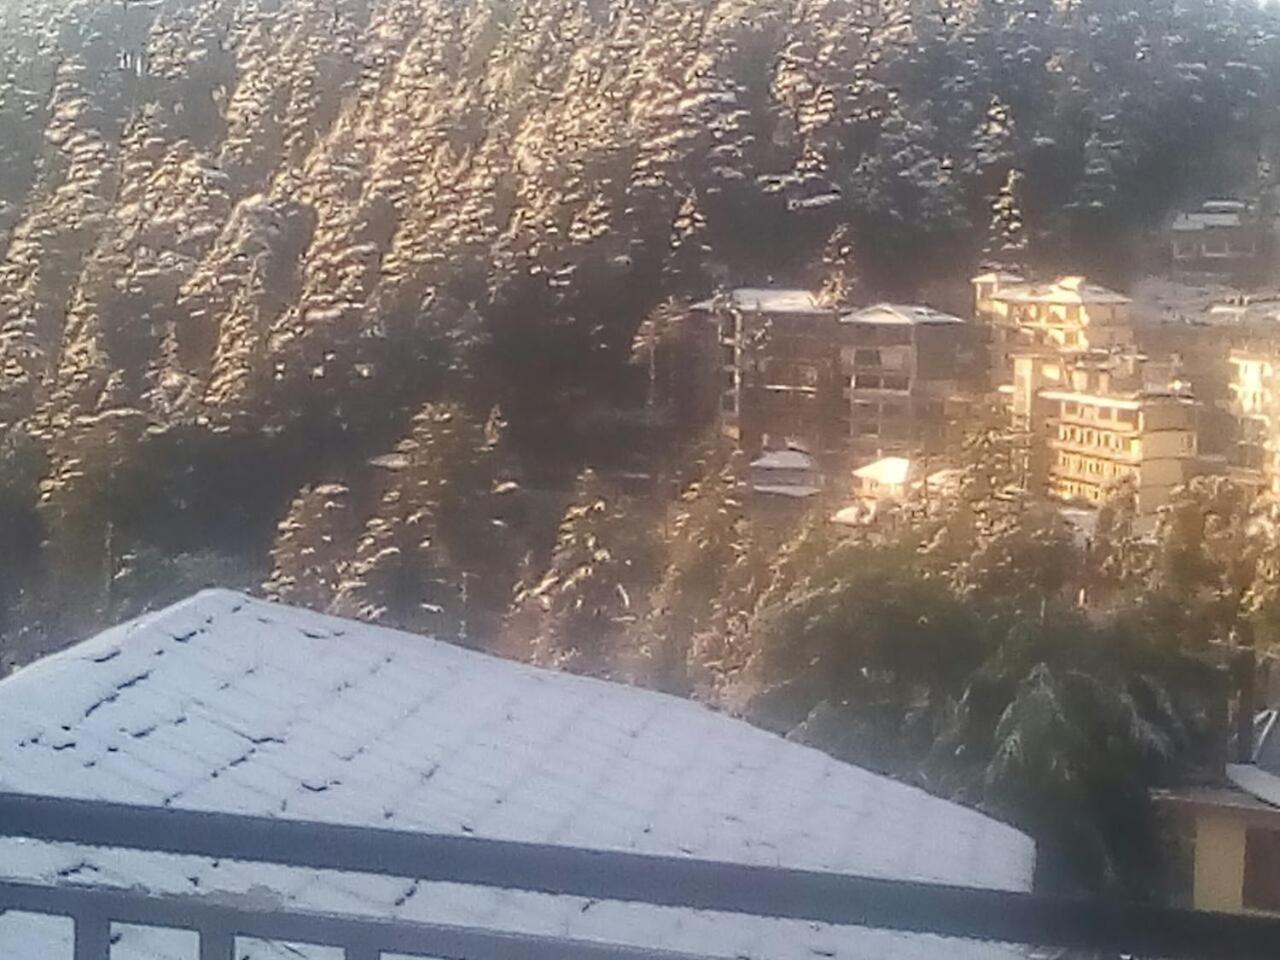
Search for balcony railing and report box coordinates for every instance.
[1047,435,1140,462]
[0,790,1279,960]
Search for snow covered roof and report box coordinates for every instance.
[842,304,965,326]
[729,288,826,313]
[1038,390,1144,411]
[751,483,822,499]
[992,276,1130,306]
[971,271,1025,285]
[0,591,1033,960]
[853,456,913,487]
[1203,199,1249,213]
[1172,212,1245,231]
[750,449,816,470]
[831,504,865,526]
[1226,764,1280,808]
[692,288,828,315]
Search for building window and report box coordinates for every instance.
[883,374,909,391]
[1245,828,1280,912]
[854,349,882,367]
[854,374,882,389]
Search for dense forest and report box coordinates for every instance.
[2,0,1280,897]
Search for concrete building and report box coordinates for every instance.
[1226,342,1280,497]
[1009,350,1197,514]
[974,273,1133,385]
[1130,283,1280,463]
[1228,348,1275,479]
[1162,716,1280,916]
[692,288,842,457]
[1169,199,1267,279]
[695,291,974,464]
[838,303,971,458]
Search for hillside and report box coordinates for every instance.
[0,0,1278,655]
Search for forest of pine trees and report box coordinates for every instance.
[1,0,1280,896]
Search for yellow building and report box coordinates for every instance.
[1163,752,1280,914]
[1009,350,1196,514]
[1228,347,1280,496]
[975,273,1134,384]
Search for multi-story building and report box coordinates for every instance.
[838,303,971,458]
[1009,350,1197,513]
[1226,344,1280,497]
[1131,287,1280,462]
[694,290,974,463]
[974,273,1133,385]
[1228,349,1275,475]
[692,288,843,457]
[1169,199,1267,279]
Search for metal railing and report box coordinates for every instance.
[1,790,1280,960]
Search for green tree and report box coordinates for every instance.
[508,469,653,674]
[627,444,751,693]
[263,481,362,611]
[929,610,1218,896]
[749,549,984,773]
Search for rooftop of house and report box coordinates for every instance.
[1170,198,1256,231]
[1207,297,1280,325]
[1163,711,1280,824]
[750,448,817,471]
[0,590,1034,959]
[853,456,913,487]
[990,276,1132,307]
[1172,212,1247,231]
[841,303,966,326]
[972,270,1027,285]
[691,288,830,315]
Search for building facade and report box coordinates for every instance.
[974,273,1133,385]
[1010,350,1197,514]
[1169,199,1267,279]
[838,303,971,459]
[693,288,843,457]
[1227,345,1280,496]
[695,290,974,464]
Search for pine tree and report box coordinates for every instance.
[508,469,650,674]
[329,403,495,638]
[263,481,361,610]
[628,444,751,693]
[986,168,1028,262]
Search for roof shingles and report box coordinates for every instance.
[0,590,1034,959]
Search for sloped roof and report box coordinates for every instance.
[854,456,913,486]
[842,304,965,326]
[0,591,1033,960]
[992,276,1130,306]
[1172,212,1244,231]
[692,288,828,315]
[750,449,815,470]
[971,271,1025,285]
